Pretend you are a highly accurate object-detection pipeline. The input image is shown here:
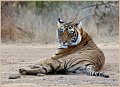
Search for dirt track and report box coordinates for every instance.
[1,44,119,87]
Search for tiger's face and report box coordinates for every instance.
[57,18,82,48]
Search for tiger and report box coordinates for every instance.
[19,18,109,78]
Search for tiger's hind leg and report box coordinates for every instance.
[83,64,109,78]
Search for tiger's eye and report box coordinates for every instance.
[69,26,72,29]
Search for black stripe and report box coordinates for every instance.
[96,72,99,76]
[75,30,78,40]
[68,59,78,68]
[67,61,81,70]
[51,57,61,71]
[64,59,73,69]
[55,61,61,71]
[55,52,64,55]
[70,30,78,42]
[41,67,48,74]
[92,72,96,76]
[80,28,83,36]
[85,64,92,67]
[81,33,87,41]
[67,60,85,70]
[83,34,88,41]
[73,67,82,73]
[64,61,67,70]
[90,72,93,76]
[49,63,55,72]
[58,48,65,49]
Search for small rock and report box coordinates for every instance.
[59,76,64,78]
[73,83,76,85]
[43,79,46,80]
[8,75,21,79]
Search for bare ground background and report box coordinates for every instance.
[1,43,119,87]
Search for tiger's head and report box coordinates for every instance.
[57,18,82,48]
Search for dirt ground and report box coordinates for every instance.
[0,43,119,87]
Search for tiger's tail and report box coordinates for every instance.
[84,64,109,78]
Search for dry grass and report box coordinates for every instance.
[1,1,119,44]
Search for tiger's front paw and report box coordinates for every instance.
[19,68,28,75]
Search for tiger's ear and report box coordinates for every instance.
[75,21,82,29]
[57,18,64,27]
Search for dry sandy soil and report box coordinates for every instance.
[1,43,119,87]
